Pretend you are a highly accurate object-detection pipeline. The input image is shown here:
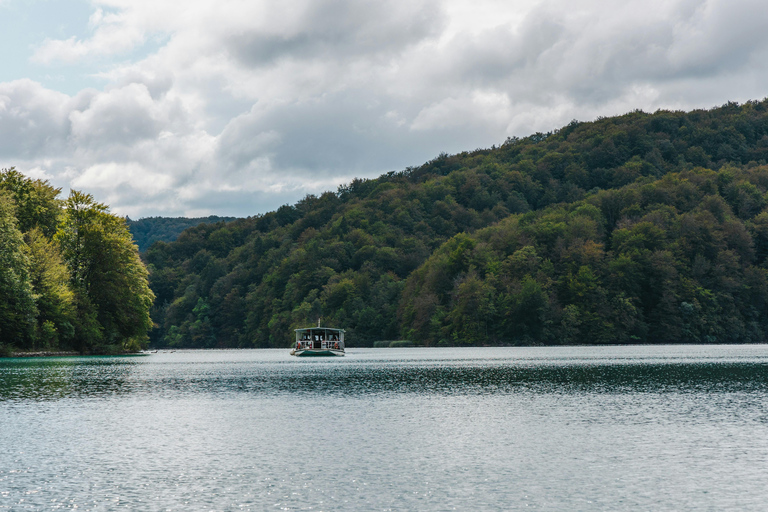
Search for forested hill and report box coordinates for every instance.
[144,99,768,348]
[128,216,239,252]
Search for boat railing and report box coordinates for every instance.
[295,340,345,350]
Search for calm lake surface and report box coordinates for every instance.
[2,346,768,511]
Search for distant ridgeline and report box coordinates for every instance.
[145,99,768,348]
[0,169,154,354]
[128,216,239,252]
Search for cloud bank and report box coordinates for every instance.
[2,0,768,217]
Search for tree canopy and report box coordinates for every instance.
[0,170,153,354]
[127,216,239,252]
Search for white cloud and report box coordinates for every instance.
[0,79,72,158]
[69,83,166,147]
[3,0,768,217]
[32,8,145,64]
[72,161,173,194]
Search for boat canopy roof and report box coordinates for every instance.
[294,327,345,333]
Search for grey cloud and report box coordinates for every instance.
[664,0,768,77]
[177,188,297,218]
[215,88,501,187]
[227,0,444,66]
[219,0,768,185]
[416,0,768,110]
[542,0,768,88]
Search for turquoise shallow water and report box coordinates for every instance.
[2,345,768,510]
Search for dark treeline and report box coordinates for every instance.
[145,99,768,347]
[128,216,239,252]
[0,169,153,354]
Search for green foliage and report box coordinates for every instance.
[25,228,75,349]
[0,171,154,353]
[145,99,768,347]
[0,191,36,348]
[0,168,61,237]
[127,216,238,252]
[401,166,768,344]
[57,191,154,352]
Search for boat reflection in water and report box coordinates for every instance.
[291,324,345,357]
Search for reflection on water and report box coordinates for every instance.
[3,346,768,510]
[0,356,141,402]
[3,347,768,402]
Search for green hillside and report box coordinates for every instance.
[144,99,768,347]
[128,216,238,252]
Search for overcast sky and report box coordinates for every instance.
[1,0,767,218]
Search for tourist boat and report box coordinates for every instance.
[291,323,345,357]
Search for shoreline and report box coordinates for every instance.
[4,351,145,358]
[7,351,80,358]
[6,343,768,358]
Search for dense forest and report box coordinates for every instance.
[0,169,153,355]
[143,99,768,347]
[128,216,238,252]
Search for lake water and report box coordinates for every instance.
[2,346,768,511]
